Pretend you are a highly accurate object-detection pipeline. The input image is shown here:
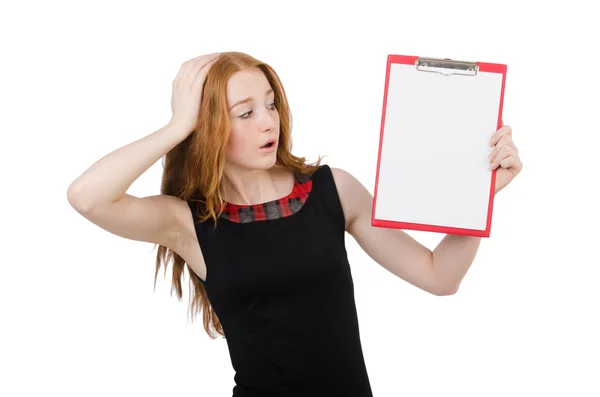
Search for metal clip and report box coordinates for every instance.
[415,57,478,76]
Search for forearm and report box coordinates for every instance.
[432,234,482,294]
[67,121,189,211]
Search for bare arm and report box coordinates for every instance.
[67,53,221,248]
[66,122,191,247]
[67,122,188,211]
[332,167,479,296]
[431,234,481,293]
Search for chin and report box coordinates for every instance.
[259,155,278,170]
[228,156,278,172]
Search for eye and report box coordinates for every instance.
[239,102,277,119]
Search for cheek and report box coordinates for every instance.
[226,126,252,156]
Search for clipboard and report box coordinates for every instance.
[371,55,507,237]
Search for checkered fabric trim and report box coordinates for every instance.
[219,172,313,223]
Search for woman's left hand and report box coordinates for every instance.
[488,123,523,194]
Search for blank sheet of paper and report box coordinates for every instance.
[372,56,506,237]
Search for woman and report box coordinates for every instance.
[67,51,522,396]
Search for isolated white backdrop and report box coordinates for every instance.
[2,0,599,396]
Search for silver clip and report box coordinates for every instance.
[415,57,478,76]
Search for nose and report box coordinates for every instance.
[258,106,278,132]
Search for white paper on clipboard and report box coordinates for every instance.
[372,55,507,237]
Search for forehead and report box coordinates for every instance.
[226,69,272,102]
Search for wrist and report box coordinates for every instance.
[165,119,194,140]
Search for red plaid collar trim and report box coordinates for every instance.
[219,172,313,223]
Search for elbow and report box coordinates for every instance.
[432,283,459,296]
[67,182,91,213]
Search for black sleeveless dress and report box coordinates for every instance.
[187,164,373,397]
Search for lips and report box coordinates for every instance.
[260,138,277,148]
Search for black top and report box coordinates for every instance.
[187,164,373,397]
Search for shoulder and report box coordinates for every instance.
[313,164,353,184]
[327,166,372,232]
[310,164,354,192]
[328,166,353,188]
[328,166,364,194]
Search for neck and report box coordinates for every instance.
[223,164,289,206]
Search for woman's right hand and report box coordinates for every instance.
[169,53,220,136]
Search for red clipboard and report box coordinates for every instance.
[371,55,507,237]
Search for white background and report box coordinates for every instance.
[2,0,599,396]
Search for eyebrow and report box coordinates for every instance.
[228,88,274,111]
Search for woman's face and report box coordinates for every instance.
[225,68,280,171]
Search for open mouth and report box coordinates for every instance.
[261,141,276,149]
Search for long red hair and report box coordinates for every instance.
[154,51,324,338]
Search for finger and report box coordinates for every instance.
[496,134,517,149]
[174,58,199,87]
[500,154,523,172]
[488,136,509,161]
[183,54,220,89]
[489,124,512,147]
[490,124,512,145]
[173,59,192,86]
[492,145,520,170]
[499,133,518,153]
[191,56,219,89]
[493,133,518,154]
[175,53,219,87]
[199,52,221,65]
[489,145,516,170]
